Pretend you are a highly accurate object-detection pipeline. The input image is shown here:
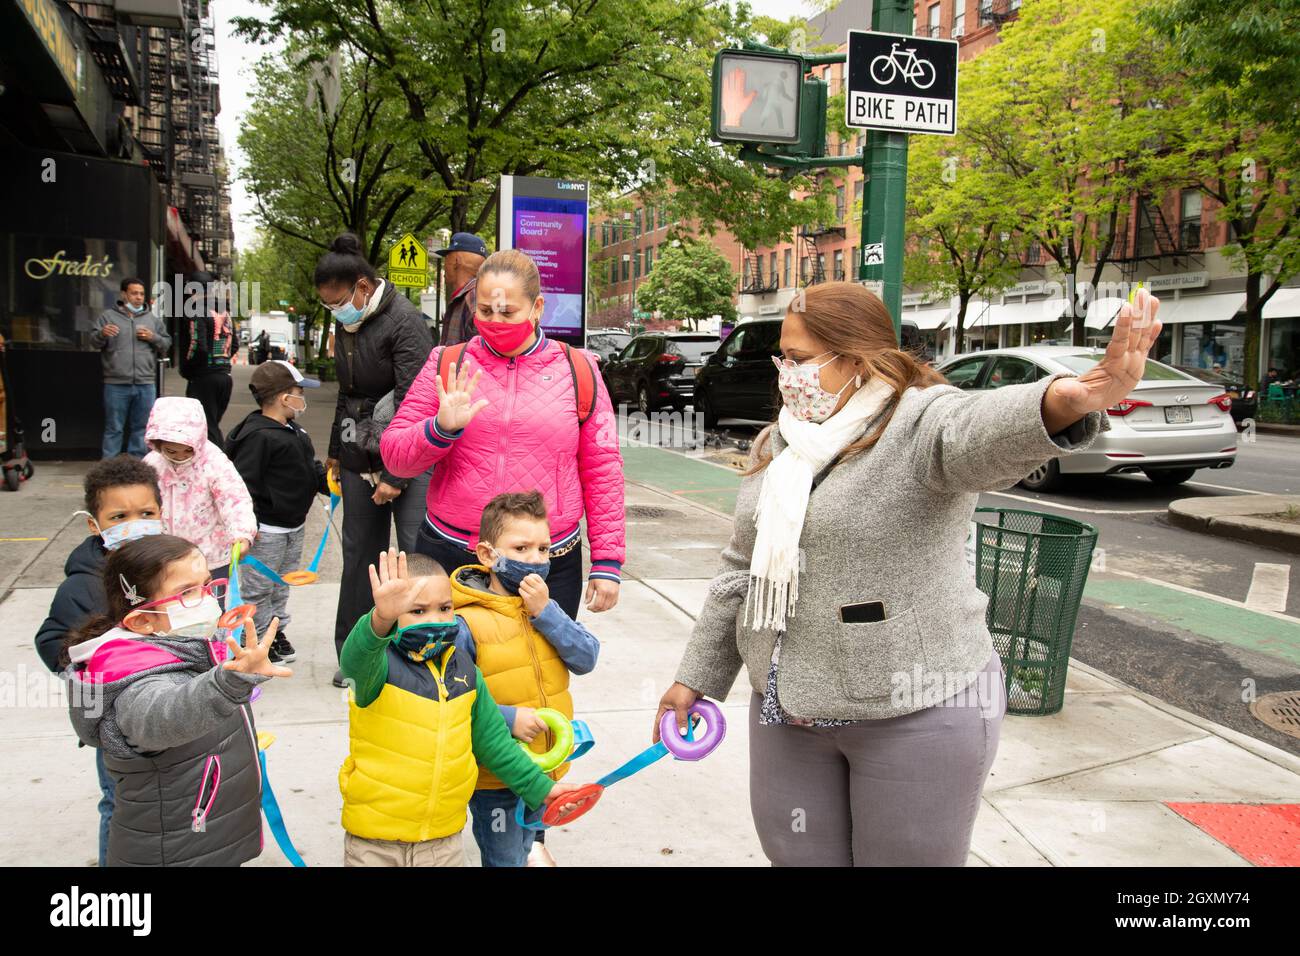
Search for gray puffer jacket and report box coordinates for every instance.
[90,303,172,385]
[66,628,270,867]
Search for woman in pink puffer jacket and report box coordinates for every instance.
[144,396,257,577]
[380,249,625,617]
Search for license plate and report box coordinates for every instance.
[1164,405,1192,424]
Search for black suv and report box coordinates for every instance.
[602,332,719,413]
[585,329,632,368]
[693,319,783,427]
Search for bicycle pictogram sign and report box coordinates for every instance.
[869,42,937,90]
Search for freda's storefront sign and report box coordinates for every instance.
[24,249,115,280]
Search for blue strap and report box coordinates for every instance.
[238,495,340,586]
[306,494,340,573]
[227,556,246,647]
[239,553,290,586]
[258,749,306,867]
[516,717,696,830]
[569,719,595,762]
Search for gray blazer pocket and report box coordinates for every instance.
[834,607,926,702]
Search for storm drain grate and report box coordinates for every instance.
[1250,691,1300,740]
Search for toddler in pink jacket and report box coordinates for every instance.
[144,397,257,578]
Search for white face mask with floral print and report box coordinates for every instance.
[772,351,854,422]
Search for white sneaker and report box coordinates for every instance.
[526,842,557,867]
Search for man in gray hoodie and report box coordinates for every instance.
[91,277,171,459]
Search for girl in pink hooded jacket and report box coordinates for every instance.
[144,396,257,574]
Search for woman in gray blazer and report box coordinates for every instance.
[655,281,1162,866]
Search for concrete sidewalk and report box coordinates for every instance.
[2,437,1298,865]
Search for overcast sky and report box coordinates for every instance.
[212,0,816,253]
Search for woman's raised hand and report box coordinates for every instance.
[435,359,489,433]
[1049,288,1163,418]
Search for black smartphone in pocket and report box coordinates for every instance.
[839,601,886,624]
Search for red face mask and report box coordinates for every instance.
[477,313,536,354]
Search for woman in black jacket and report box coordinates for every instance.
[315,233,434,685]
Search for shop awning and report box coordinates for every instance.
[963,298,1069,327]
[1154,291,1245,325]
[903,305,951,330]
[1263,287,1300,320]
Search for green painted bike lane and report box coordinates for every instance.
[622,442,1300,667]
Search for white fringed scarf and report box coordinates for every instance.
[744,377,895,631]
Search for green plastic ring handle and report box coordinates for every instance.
[518,708,574,772]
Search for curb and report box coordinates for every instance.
[1254,423,1300,436]
[1168,499,1300,556]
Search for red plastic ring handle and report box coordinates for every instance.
[219,604,256,630]
[541,782,604,827]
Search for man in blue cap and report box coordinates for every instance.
[434,232,488,346]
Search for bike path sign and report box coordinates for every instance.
[845,30,958,136]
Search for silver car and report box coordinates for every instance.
[936,346,1239,490]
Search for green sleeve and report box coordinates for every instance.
[469,668,554,811]
[339,612,391,708]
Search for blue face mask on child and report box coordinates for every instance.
[490,552,551,595]
[393,620,460,662]
[77,512,164,551]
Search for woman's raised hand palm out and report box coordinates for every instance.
[435,360,489,432]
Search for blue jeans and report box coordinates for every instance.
[102,383,156,458]
[94,748,115,868]
[468,788,536,867]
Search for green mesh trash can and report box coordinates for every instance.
[968,508,1099,716]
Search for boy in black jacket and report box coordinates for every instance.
[34,454,163,866]
[225,360,329,664]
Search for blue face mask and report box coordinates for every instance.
[127,302,146,315]
[89,516,164,551]
[393,620,460,662]
[329,284,363,325]
[490,552,551,595]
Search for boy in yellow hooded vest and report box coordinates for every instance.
[451,491,601,867]
[338,547,590,866]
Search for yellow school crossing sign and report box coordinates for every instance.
[387,233,428,288]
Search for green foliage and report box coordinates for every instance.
[636,239,737,326]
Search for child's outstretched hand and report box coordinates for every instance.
[543,782,596,820]
[369,548,426,636]
[224,616,292,678]
[518,573,549,618]
[512,706,549,742]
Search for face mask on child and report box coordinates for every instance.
[488,549,550,595]
[283,393,307,418]
[392,620,460,662]
[157,594,223,640]
[76,512,164,551]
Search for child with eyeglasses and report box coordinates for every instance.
[63,533,290,867]
[143,397,257,593]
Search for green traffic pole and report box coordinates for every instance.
[859,0,912,341]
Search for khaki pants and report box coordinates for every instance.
[343,831,465,867]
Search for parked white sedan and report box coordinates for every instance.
[936,346,1239,490]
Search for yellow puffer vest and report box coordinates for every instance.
[452,565,572,789]
[339,643,479,841]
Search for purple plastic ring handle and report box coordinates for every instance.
[659,699,726,761]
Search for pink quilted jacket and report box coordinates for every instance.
[381,334,626,579]
[144,397,258,570]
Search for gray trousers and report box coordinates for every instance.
[749,651,1005,866]
[241,527,305,636]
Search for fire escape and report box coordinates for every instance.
[797,223,843,286]
[1109,194,1207,286]
[740,251,778,295]
[979,0,1023,28]
[69,0,234,277]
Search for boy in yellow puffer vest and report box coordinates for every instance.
[452,491,601,867]
[338,547,590,867]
